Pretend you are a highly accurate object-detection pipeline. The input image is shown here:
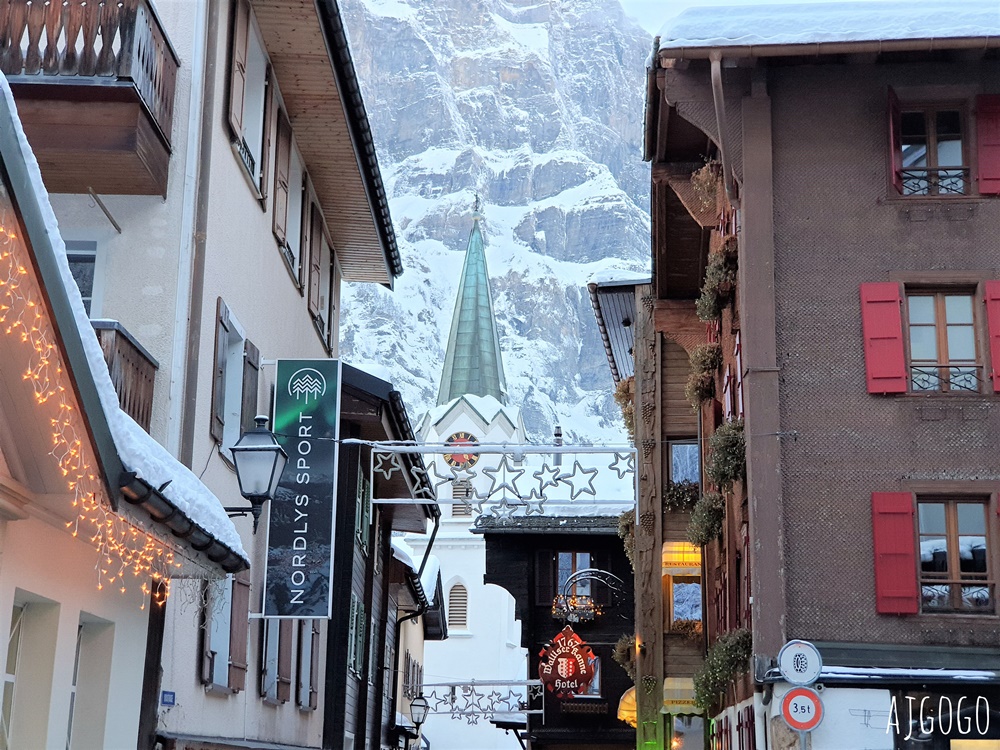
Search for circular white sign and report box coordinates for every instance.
[777,639,823,686]
[781,687,824,732]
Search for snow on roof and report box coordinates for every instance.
[0,76,247,563]
[588,269,650,286]
[658,0,1000,53]
[426,393,520,431]
[391,536,441,605]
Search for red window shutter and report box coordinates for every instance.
[277,619,293,702]
[229,571,251,691]
[871,492,918,615]
[860,282,907,394]
[984,280,1000,392]
[227,0,250,139]
[977,95,1000,195]
[888,86,903,194]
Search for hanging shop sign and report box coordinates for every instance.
[264,359,342,618]
[538,625,596,698]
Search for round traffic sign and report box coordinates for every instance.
[777,640,823,686]
[781,686,823,732]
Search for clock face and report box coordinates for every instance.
[444,432,480,468]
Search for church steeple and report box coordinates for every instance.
[437,199,507,406]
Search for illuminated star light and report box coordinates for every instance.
[524,488,546,516]
[560,460,599,500]
[372,451,401,480]
[481,454,525,499]
[532,462,562,492]
[608,452,633,480]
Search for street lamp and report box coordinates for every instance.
[410,694,429,749]
[227,416,287,533]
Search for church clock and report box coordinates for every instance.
[443,431,480,468]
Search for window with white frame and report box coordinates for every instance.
[64,240,102,317]
[1,605,24,750]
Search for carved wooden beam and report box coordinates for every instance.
[634,285,664,749]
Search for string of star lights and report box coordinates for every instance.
[0,211,178,607]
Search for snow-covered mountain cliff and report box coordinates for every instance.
[339,0,651,443]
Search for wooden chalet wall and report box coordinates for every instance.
[483,525,635,749]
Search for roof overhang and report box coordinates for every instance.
[587,278,648,383]
[0,80,247,575]
[251,0,401,287]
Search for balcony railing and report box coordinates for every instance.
[901,167,970,196]
[92,320,157,432]
[0,0,179,144]
[910,363,982,393]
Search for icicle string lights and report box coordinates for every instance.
[0,209,178,606]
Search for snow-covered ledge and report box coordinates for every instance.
[0,74,247,580]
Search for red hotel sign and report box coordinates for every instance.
[538,626,595,698]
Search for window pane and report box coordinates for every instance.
[909,326,938,361]
[920,536,949,573]
[957,503,986,535]
[946,325,976,362]
[670,443,700,484]
[944,295,973,324]
[908,296,936,325]
[67,254,95,316]
[672,582,702,621]
[557,553,572,594]
[901,111,928,166]
[936,111,963,167]
[918,503,946,534]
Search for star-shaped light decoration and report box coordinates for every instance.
[432,689,454,712]
[490,496,518,522]
[559,460,598,500]
[524,488,546,516]
[427,460,459,496]
[461,686,484,714]
[485,690,505,708]
[532,462,562,494]
[504,689,523,710]
[372,451,401,481]
[609,452,633,480]
[481,454,525,500]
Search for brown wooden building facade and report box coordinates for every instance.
[633,4,1000,749]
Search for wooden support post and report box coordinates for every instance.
[634,284,664,749]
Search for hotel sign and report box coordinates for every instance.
[263,359,342,618]
[538,625,596,698]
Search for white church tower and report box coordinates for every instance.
[407,205,527,749]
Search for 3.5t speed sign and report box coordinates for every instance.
[781,686,824,732]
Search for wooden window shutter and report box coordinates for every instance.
[347,594,358,671]
[984,280,1000,392]
[326,257,337,351]
[277,619,293,702]
[227,0,250,138]
[298,175,310,288]
[241,338,260,434]
[871,492,919,615]
[307,205,323,316]
[887,86,903,194]
[309,619,320,709]
[859,282,907,394]
[210,298,232,443]
[229,571,251,691]
[199,582,213,685]
[259,68,275,199]
[272,110,292,245]
[977,96,1000,195]
[535,550,554,604]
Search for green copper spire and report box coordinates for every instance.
[437,209,507,406]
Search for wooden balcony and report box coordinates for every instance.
[92,320,157,432]
[1,0,179,196]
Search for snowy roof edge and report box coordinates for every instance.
[656,2,1000,60]
[0,76,248,572]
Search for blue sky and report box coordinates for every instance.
[618,0,871,36]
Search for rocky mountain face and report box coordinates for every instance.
[339,0,651,443]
